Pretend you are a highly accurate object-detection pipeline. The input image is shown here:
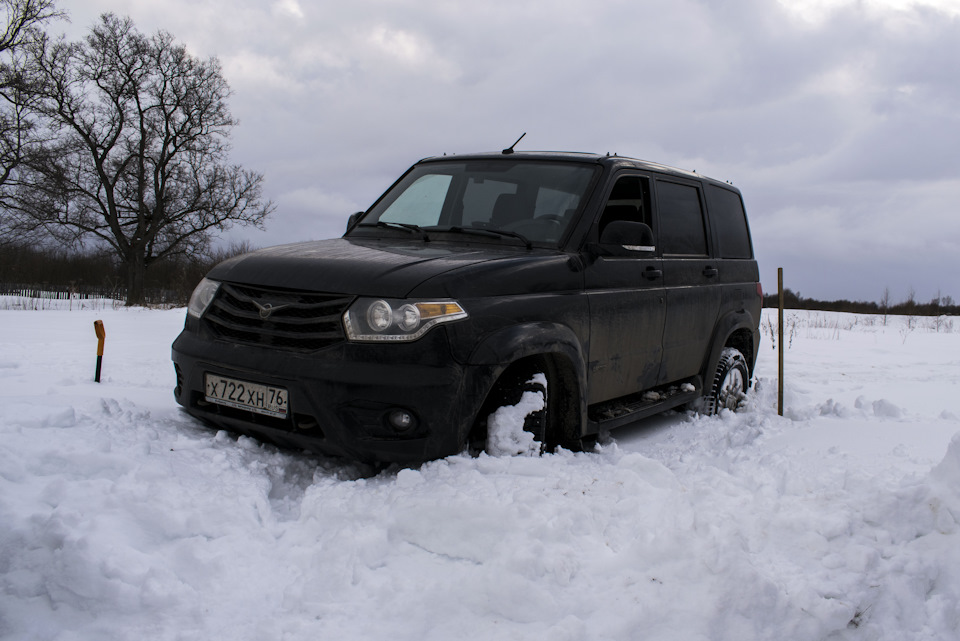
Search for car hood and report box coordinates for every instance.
[207,237,534,297]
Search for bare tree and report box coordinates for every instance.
[931,289,943,333]
[879,286,890,327]
[9,14,273,304]
[0,0,60,55]
[0,0,63,244]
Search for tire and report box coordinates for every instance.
[514,371,549,449]
[701,347,749,415]
[475,360,554,456]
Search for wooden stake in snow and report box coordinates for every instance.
[94,320,105,383]
[778,268,784,416]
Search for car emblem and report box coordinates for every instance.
[252,301,290,319]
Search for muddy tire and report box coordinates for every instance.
[701,347,749,415]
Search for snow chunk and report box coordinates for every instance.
[853,396,903,419]
[932,432,960,488]
[871,399,903,419]
[818,399,852,418]
[395,467,424,488]
[485,373,546,457]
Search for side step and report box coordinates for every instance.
[586,376,702,433]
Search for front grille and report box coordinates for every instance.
[203,283,353,352]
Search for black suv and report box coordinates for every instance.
[172,151,761,463]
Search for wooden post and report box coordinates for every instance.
[778,268,784,416]
[94,320,105,383]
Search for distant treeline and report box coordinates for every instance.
[0,242,253,306]
[3,243,958,315]
[763,288,958,317]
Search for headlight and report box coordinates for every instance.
[187,278,220,319]
[344,298,468,342]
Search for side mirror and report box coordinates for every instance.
[345,211,364,233]
[599,221,655,253]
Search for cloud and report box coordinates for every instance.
[778,0,960,24]
[363,25,460,81]
[221,50,301,91]
[272,0,304,20]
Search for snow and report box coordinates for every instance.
[1,302,959,640]
[486,372,546,457]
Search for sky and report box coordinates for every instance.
[59,0,960,304]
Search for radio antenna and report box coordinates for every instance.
[502,132,526,155]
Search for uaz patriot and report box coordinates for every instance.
[172,150,762,462]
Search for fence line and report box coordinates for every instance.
[0,283,183,305]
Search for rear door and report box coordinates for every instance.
[705,183,760,291]
[653,177,721,385]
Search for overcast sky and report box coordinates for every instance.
[62,0,960,304]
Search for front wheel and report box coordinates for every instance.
[473,359,558,457]
[701,347,749,415]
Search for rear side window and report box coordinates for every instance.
[706,185,752,259]
[656,180,708,256]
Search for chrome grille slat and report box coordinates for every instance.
[205,314,343,341]
[210,298,344,326]
[203,283,351,351]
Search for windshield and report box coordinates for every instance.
[354,160,598,245]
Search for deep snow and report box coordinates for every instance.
[1,300,959,640]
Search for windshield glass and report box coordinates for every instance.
[354,160,598,245]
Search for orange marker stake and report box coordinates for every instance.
[94,320,106,382]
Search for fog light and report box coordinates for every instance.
[387,408,417,432]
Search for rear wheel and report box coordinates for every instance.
[701,347,749,414]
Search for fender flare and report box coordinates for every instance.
[467,321,589,437]
[701,309,760,386]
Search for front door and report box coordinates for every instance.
[584,174,665,404]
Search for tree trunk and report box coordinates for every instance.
[124,253,147,306]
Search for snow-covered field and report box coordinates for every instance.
[1,300,959,640]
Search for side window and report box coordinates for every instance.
[656,180,708,256]
[706,185,752,259]
[597,175,651,238]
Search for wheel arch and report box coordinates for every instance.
[701,310,760,385]
[466,322,588,446]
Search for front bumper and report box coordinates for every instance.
[171,326,493,463]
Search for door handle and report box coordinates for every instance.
[643,267,662,280]
[702,266,718,278]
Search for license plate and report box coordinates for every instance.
[204,374,289,418]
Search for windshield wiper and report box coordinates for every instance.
[362,221,430,241]
[446,226,532,250]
